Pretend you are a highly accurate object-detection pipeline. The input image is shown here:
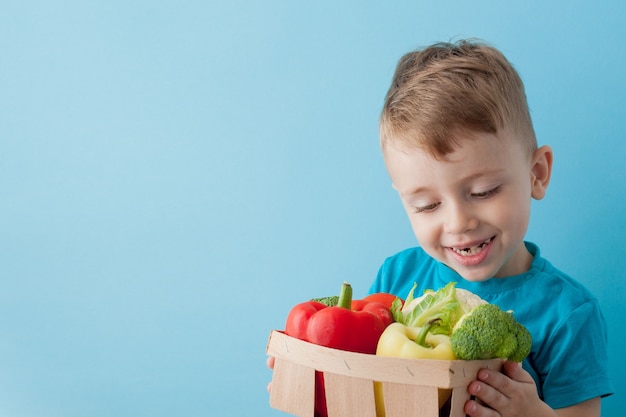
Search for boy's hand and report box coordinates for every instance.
[266,356,275,393]
[465,361,555,417]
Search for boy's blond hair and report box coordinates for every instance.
[380,40,537,158]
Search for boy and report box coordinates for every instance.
[369,40,613,416]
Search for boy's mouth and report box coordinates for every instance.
[451,237,493,257]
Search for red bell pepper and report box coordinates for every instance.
[284,282,394,417]
[363,292,404,309]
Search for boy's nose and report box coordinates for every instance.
[444,203,478,234]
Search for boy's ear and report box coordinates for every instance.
[530,145,553,200]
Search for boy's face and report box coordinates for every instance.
[384,130,551,281]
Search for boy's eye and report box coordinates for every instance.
[471,186,502,199]
[413,202,440,213]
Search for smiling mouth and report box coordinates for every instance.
[451,237,493,256]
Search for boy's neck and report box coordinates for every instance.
[493,242,534,279]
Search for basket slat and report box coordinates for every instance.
[324,373,376,417]
[269,357,315,417]
[267,330,501,387]
[381,382,438,417]
[449,383,472,417]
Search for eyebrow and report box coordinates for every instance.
[398,186,428,199]
[461,168,506,183]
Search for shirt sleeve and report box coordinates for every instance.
[537,298,614,408]
[368,261,388,294]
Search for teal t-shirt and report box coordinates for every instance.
[369,242,614,409]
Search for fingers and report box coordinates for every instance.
[465,366,515,414]
[467,373,511,414]
[465,362,539,416]
[266,356,275,394]
[477,366,513,398]
[474,362,532,397]
[464,396,497,417]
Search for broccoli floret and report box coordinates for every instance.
[450,304,532,361]
[311,295,339,307]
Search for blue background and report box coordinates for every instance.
[1,1,624,416]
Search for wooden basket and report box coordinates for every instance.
[267,330,503,417]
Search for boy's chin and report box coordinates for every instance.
[444,262,497,282]
[456,273,494,283]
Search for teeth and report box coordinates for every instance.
[452,238,492,256]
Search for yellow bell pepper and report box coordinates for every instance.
[376,322,456,359]
[374,320,456,416]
